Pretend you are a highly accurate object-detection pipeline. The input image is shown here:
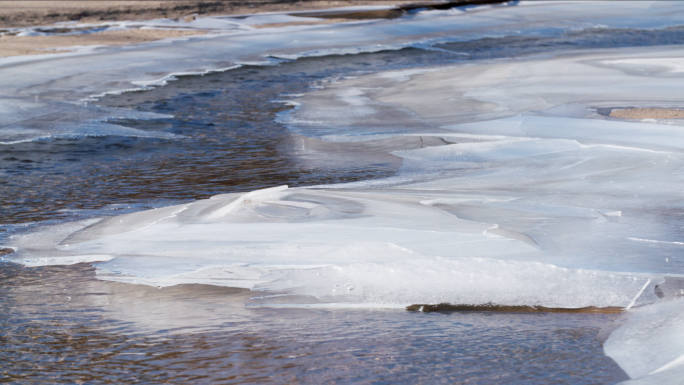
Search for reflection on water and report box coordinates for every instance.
[0,262,628,383]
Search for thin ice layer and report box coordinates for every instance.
[6,46,684,304]
[0,103,175,144]
[284,45,684,140]
[6,186,532,277]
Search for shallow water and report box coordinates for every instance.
[0,262,628,384]
[5,17,684,384]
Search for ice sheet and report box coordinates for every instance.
[4,1,684,143]
[3,185,661,312]
[289,47,684,136]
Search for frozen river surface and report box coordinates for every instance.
[3,1,684,383]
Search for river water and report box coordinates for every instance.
[4,8,684,383]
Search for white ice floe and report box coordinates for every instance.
[605,299,684,383]
[3,183,662,312]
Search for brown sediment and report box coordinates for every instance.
[0,29,208,58]
[293,7,404,20]
[0,1,418,28]
[609,108,684,120]
[0,248,15,256]
[297,0,508,19]
[0,1,414,58]
[252,18,357,28]
[0,0,509,28]
[0,0,509,58]
[406,303,624,314]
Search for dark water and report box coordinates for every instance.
[4,25,684,383]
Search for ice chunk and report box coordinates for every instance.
[603,58,684,75]
[5,187,542,286]
[605,299,684,381]
[621,366,684,385]
[253,257,656,309]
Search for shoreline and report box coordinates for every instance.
[0,0,509,58]
[609,108,684,120]
[0,1,415,28]
[0,0,419,58]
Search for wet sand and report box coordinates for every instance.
[0,1,416,28]
[0,1,511,58]
[0,0,418,58]
[0,29,209,57]
[610,108,684,119]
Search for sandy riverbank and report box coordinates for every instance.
[0,30,213,57]
[610,108,684,119]
[0,0,421,58]
[0,1,417,27]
